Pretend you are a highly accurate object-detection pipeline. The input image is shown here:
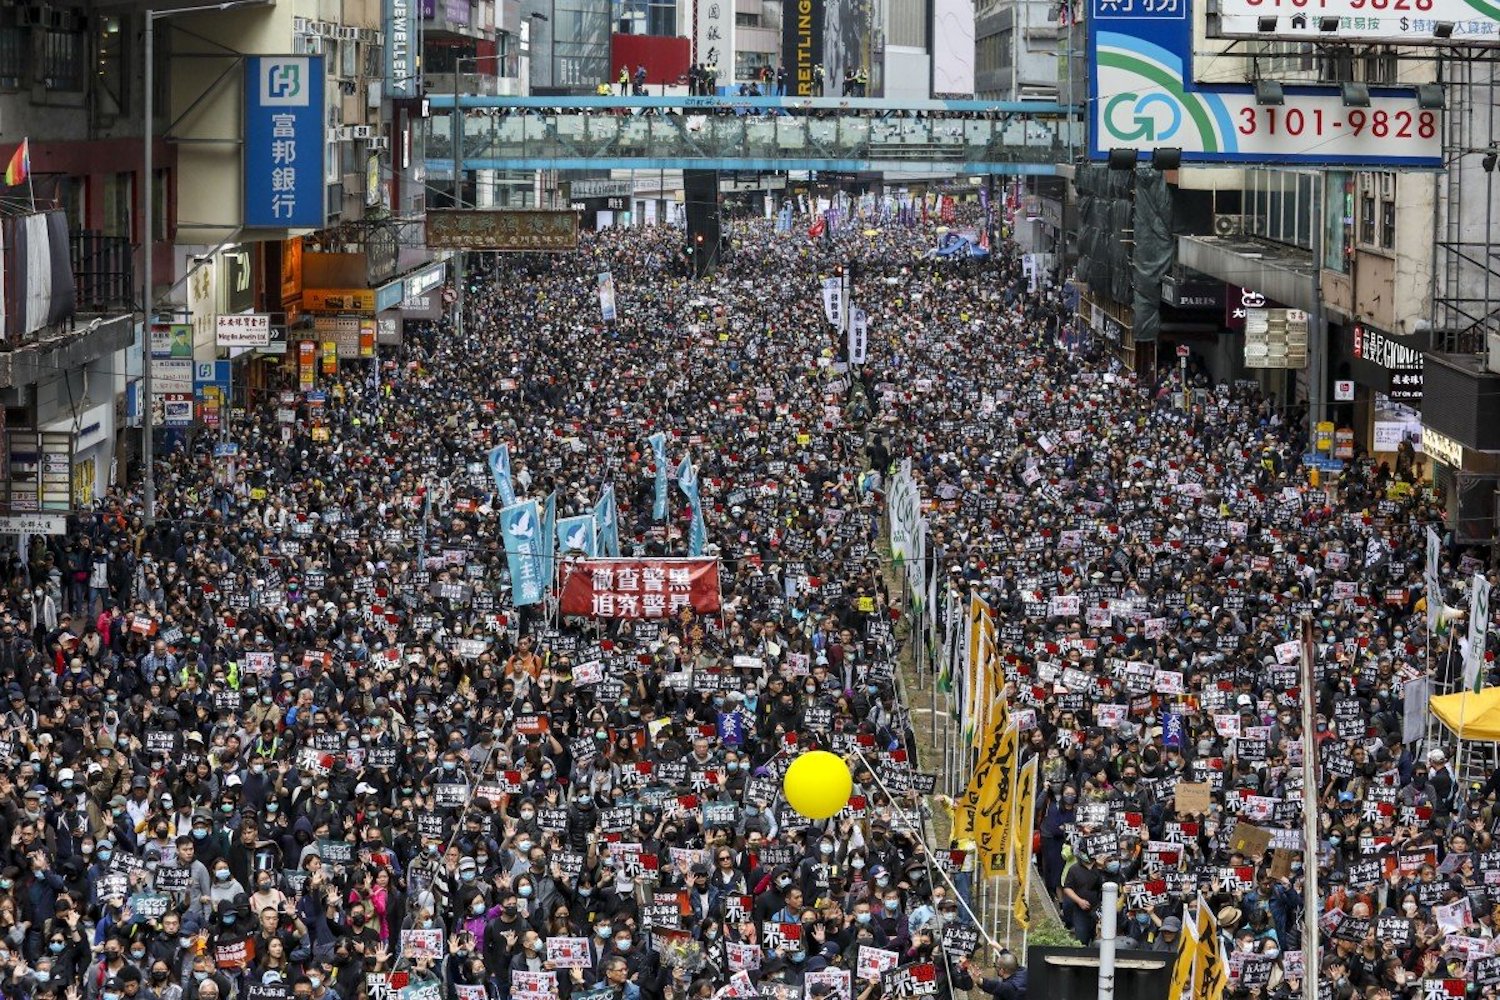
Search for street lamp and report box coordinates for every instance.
[451,52,505,341]
[142,0,262,526]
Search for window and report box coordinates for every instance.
[1323,171,1351,274]
[735,51,771,81]
[1363,48,1397,84]
[95,15,126,115]
[1359,190,1375,246]
[1380,197,1395,250]
[53,176,85,231]
[340,39,358,78]
[103,173,132,240]
[41,29,82,91]
[0,21,25,89]
[735,11,759,26]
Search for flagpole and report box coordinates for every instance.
[1299,615,1320,1000]
[24,143,35,213]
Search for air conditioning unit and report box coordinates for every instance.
[302,35,324,54]
[1487,332,1500,375]
[338,26,359,39]
[370,135,390,150]
[349,124,373,139]
[336,125,354,140]
[317,21,337,36]
[293,16,310,32]
[1213,214,1245,237]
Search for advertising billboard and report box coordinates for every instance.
[244,56,326,228]
[1088,0,1442,166]
[932,0,976,97]
[782,0,825,97]
[1214,0,1500,45]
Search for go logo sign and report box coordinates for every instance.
[1103,92,1184,142]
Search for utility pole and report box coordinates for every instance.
[143,9,156,526]
[453,63,465,342]
[1299,614,1321,1000]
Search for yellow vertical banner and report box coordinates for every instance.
[959,701,1009,828]
[1010,756,1037,928]
[1167,897,1198,1000]
[973,612,1001,750]
[1191,898,1228,1000]
[974,724,1017,869]
[963,595,987,745]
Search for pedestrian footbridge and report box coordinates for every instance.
[424,95,1082,176]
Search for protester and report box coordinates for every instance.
[0,198,1488,1000]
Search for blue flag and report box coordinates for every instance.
[649,432,669,521]
[1161,711,1183,750]
[676,455,707,557]
[557,514,597,557]
[535,491,556,592]
[487,443,517,509]
[499,500,544,606]
[594,485,621,558]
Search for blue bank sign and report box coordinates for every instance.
[1088,0,1442,166]
[244,56,326,228]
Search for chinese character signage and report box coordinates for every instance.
[215,314,271,348]
[697,0,735,89]
[244,56,326,228]
[559,558,722,619]
[425,210,578,251]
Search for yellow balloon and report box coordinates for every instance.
[783,751,853,820]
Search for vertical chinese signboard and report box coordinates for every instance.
[244,56,326,228]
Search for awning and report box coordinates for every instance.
[1176,235,1318,314]
[1430,688,1500,741]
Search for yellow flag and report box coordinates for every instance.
[974,724,1017,869]
[1010,757,1038,928]
[1191,898,1228,1000]
[1167,899,1198,1000]
[963,596,988,744]
[959,702,1010,828]
[973,614,1002,750]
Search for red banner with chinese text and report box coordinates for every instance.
[559,558,721,618]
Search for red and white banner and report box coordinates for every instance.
[559,558,721,619]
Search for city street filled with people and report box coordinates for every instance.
[0,213,1479,1000]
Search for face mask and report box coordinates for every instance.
[98,848,113,861]
[727,762,739,773]
[152,973,168,984]
[443,761,456,771]
[193,828,208,840]
[856,912,872,925]
[578,888,592,898]
[776,876,790,889]
[461,871,475,883]
[529,939,544,953]
[132,950,146,961]
[49,943,64,954]
[791,951,806,963]
[519,811,535,821]
[596,926,611,939]
[0,880,10,891]
[517,840,533,853]
[1105,862,1121,874]
[851,858,865,870]
[104,993,121,1000]
[180,938,194,949]
[317,790,330,800]
[614,938,631,951]
[884,899,899,912]
[216,870,231,881]
[262,695,273,704]
[471,901,485,914]
[308,977,322,990]
[251,764,265,775]
[518,885,533,898]
[875,875,890,887]
[221,804,234,815]
[819,843,833,855]
[223,914,237,926]
[194,972,209,982]
[268,803,279,814]
[541,768,554,778]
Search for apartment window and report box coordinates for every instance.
[95,15,127,116]
[1363,48,1397,84]
[41,29,83,91]
[0,21,25,89]
[1359,189,1375,246]
[735,11,759,26]
[1380,197,1395,250]
[340,39,358,78]
[103,172,133,240]
[52,176,85,231]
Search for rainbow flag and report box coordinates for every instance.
[5,139,28,187]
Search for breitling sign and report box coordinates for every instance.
[425,210,579,251]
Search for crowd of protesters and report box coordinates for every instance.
[0,210,1484,1000]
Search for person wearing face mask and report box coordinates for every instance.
[89,939,130,1000]
[481,890,529,975]
[1038,786,1077,899]
[1061,851,1104,946]
[164,836,214,924]
[207,862,245,909]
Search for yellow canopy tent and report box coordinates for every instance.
[1430,688,1500,741]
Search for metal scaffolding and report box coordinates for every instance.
[1434,49,1500,356]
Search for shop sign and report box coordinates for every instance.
[1421,426,1464,469]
